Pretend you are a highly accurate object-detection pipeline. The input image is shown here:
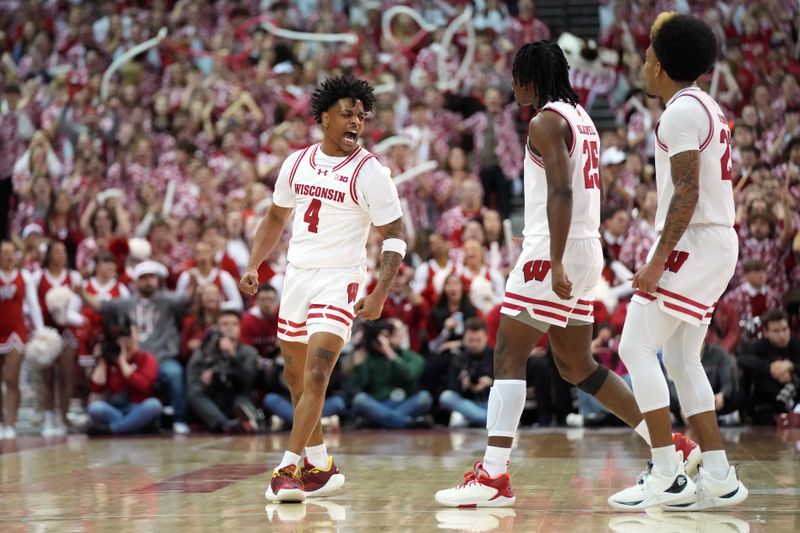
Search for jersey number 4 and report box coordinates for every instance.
[582,140,600,189]
[304,198,322,233]
[523,260,551,282]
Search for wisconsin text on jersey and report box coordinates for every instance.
[293,183,347,204]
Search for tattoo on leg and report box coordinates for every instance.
[284,354,293,365]
[314,348,335,361]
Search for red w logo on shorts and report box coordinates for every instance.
[346,282,359,303]
[663,250,689,273]
[523,260,551,283]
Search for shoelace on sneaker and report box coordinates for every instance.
[456,465,484,489]
[273,466,300,481]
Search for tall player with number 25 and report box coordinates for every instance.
[609,14,748,511]
[240,75,406,503]
[436,41,699,508]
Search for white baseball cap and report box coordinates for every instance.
[600,147,627,166]
[21,223,44,239]
[133,260,166,280]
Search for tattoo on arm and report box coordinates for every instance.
[314,348,336,361]
[655,150,700,260]
[376,218,406,294]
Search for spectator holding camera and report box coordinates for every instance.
[186,310,259,433]
[438,318,493,427]
[82,260,193,434]
[87,319,162,436]
[349,319,433,429]
[738,310,800,423]
[723,259,783,345]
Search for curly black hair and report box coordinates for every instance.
[310,74,376,124]
[651,14,717,83]
[512,41,578,107]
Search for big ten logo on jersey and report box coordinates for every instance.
[0,283,17,300]
[523,260,551,283]
[346,282,359,304]
[663,250,689,273]
[334,173,350,183]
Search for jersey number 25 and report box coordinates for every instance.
[582,140,600,189]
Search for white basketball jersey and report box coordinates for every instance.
[523,101,601,240]
[654,87,735,232]
[272,144,403,269]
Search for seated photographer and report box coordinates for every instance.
[87,318,162,436]
[349,319,433,429]
[187,310,260,433]
[438,318,494,427]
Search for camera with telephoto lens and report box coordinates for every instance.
[100,315,133,363]
[200,328,233,389]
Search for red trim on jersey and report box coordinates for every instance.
[308,144,318,170]
[569,307,593,316]
[289,146,312,188]
[278,318,307,328]
[576,299,592,306]
[307,312,350,326]
[504,291,572,313]
[532,308,568,323]
[677,94,714,152]
[278,327,308,337]
[349,154,375,205]
[654,122,669,152]
[663,301,704,321]
[309,303,355,320]
[501,302,525,312]
[540,107,576,156]
[655,287,708,310]
[333,145,362,172]
[634,290,656,301]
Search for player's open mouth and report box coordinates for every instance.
[343,131,357,143]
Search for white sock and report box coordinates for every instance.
[483,445,511,478]
[276,451,302,472]
[651,445,679,477]
[702,450,730,480]
[305,443,329,469]
[634,421,652,445]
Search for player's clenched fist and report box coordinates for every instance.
[354,293,385,320]
[239,270,259,296]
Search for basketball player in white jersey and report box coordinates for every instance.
[609,14,748,511]
[239,75,406,503]
[436,41,699,508]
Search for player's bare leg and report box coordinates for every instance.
[436,314,543,507]
[268,334,345,502]
[280,341,325,447]
[549,324,644,427]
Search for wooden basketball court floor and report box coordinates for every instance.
[0,427,797,532]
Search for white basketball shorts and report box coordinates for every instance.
[277,263,366,344]
[631,224,738,326]
[501,236,603,328]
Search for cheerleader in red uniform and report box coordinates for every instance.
[79,251,131,354]
[32,241,83,437]
[0,241,44,439]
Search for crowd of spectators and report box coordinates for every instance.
[0,0,799,439]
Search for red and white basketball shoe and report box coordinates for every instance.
[265,465,305,503]
[435,463,516,508]
[673,432,701,476]
[299,456,345,497]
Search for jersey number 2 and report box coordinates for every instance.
[719,129,732,181]
[304,199,321,233]
[582,140,600,189]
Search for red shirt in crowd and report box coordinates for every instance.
[240,307,279,359]
[90,351,159,404]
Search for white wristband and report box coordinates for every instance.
[381,238,407,258]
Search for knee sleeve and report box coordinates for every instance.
[576,365,609,395]
[486,379,526,438]
[617,302,681,413]
[663,323,715,417]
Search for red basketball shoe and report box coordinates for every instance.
[435,463,516,508]
[265,464,305,503]
[673,432,701,476]
[299,456,346,497]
